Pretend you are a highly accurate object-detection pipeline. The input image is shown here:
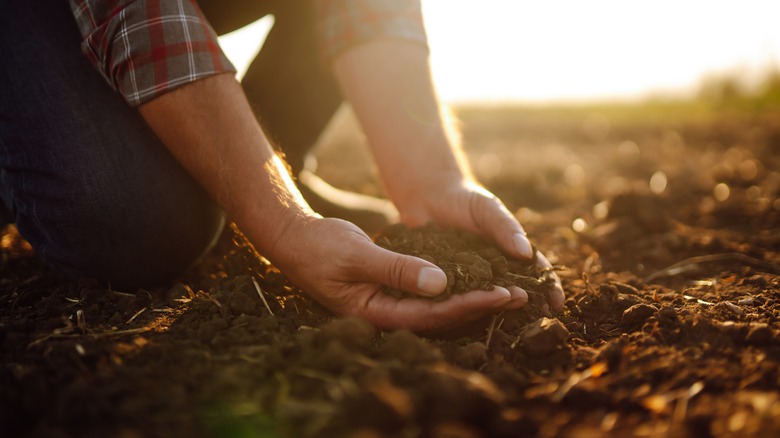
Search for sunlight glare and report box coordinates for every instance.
[649,171,668,194]
[217,16,274,81]
[216,1,780,103]
[422,0,780,103]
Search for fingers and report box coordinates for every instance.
[351,240,447,297]
[469,193,565,312]
[506,286,529,310]
[537,251,565,312]
[360,286,513,331]
[469,192,533,260]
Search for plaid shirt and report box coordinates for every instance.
[69,0,427,107]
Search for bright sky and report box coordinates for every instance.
[218,0,780,104]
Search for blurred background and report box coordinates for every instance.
[218,0,780,104]
[216,0,780,255]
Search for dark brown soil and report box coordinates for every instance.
[375,223,555,301]
[2,107,780,438]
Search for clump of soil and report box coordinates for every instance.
[3,110,780,437]
[375,224,555,302]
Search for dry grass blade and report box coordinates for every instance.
[151,307,175,313]
[206,294,222,308]
[111,290,136,298]
[485,314,499,348]
[126,307,147,324]
[28,326,151,348]
[252,276,275,316]
[76,309,86,333]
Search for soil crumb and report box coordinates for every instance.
[375,224,555,301]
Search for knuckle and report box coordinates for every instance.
[384,256,409,289]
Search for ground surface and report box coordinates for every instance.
[2,104,780,437]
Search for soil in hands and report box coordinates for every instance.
[2,110,780,437]
[375,223,555,302]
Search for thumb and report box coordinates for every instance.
[472,194,534,260]
[355,242,448,297]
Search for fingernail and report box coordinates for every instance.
[506,286,529,309]
[509,287,528,302]
[417,267,447,296]
[551,285,566,313]
[491,287,512,307]
[513,233,533,259]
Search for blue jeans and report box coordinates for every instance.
[0,1,225,289]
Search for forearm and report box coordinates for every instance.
[331,40,473,211]
[135,69,539,327]
[138,73,315,255]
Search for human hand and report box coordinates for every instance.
[392,176,566,313]
[265,214,520,331]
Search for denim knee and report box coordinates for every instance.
[0,0,227,289]
[12,165,225,290]
[66,195,222,291]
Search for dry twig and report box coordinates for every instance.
[485,314,499,348]
[126,307,147,324]
[28,326,151,348]
[252,276,275,316]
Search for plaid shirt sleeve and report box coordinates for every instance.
[316,0,429,62]
[69,0,235,107]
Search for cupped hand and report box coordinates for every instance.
[394,177,565,313]
[266,215,521,331]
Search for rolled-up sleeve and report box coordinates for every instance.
[69,0,235,107]
[316,0,429,62]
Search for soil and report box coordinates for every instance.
[375,224,555,301]
[2,107,780,438]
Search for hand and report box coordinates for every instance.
[330,39,563,315]
[394,176,566,313]
[266,214,521,331]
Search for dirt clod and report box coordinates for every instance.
[745,323,773,344]
[375,224,554,301]
[3,109,780,437]
[520,317,570,355]
[620,303,658,328]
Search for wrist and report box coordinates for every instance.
[392,171,477,226]
[234,154,321,258]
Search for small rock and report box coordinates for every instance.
[620,304,658,328]
[521,318,569,355]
